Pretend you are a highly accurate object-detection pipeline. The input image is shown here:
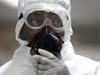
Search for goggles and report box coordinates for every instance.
[24,11,65,30]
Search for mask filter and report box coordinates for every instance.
[28,26,64,58]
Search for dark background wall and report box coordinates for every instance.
[0,0,100,66]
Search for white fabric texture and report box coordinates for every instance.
[0,0,100,75]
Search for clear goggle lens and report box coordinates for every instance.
[25,11,63,29]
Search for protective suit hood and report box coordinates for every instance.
[15,0,74,62]
[16,0,73,45]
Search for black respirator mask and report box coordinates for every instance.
[25,11,64,58]
[28,26,64,58]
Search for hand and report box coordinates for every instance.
[32,49,70,75]
[0,46,39,75]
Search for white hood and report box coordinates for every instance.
[15,0,74,62]
[16,0,73,46]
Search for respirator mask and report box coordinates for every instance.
[24,11,64,58]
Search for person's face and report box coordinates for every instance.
[20,11,65,43]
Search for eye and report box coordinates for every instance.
[27,11,46,27]
[53,18,63,27]
[48,12,63,27]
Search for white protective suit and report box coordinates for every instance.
[0,0,100,75]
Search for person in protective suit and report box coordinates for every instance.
[0,0,100,75]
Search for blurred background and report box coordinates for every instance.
[0,0,100,66]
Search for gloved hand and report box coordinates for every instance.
[32,49,70,75]
[0,46,38,75]
[0,46,70,75]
